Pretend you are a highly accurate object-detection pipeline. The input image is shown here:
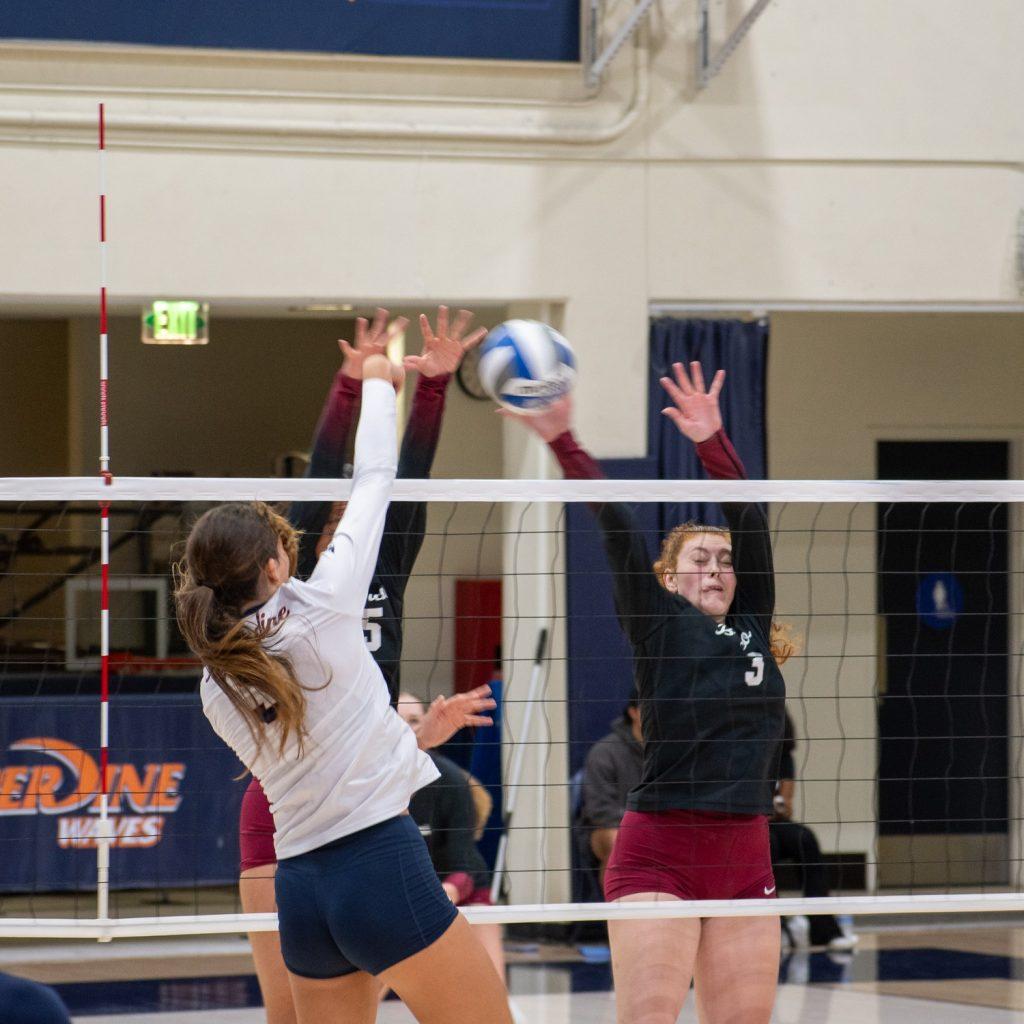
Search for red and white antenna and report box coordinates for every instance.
[97,102,114,938]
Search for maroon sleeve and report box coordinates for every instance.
[695,429,774,626]
[548,431,670,644]
[695,429,747,481]
[309,371,361,476]
[549,430,605,481]
[376,373,451,584]
[290,370,362,578]
[398,373,450,480]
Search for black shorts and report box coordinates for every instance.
[275,815,458,979]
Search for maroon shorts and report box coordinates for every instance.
[604,809,776,902]
[239,777,277,873]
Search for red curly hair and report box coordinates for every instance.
[653,521,798,666]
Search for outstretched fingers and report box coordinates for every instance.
[660,373,688,408]
[418,313,436,348]
[353,316,368,350]
[662,407,688,430]
[369,307,389,344]
[449,308,473,344]
[462,326,487,352]
[672,361,695,395]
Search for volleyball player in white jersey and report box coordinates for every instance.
[175,336,511,1024]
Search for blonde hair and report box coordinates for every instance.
[652,520,799,667]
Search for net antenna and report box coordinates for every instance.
[490,628,549,904]
[96,101,115,940]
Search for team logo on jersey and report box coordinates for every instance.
[254,606,290,633]
[715,623,736,638]
[740,631,752,651]
[367,586,388,603]
[0,737,184,850]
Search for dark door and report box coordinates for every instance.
[877,441,1008,885]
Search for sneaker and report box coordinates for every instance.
[827,931,859,951]
[782,950,810,984]
[786,915,810,948]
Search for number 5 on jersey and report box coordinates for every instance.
[745,653,765,687]
[362,606,383,652]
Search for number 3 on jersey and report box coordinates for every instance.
[362,606,383,652]
[745,653,765,687]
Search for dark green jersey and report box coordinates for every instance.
[551,430,785,815]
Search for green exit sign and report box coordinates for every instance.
[142,301,209,345]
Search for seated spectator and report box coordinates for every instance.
[581,694,643,886]
[398,691,506,983]
[0,973,70,1024]
[772,711,857,951]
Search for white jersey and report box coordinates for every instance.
[201,378,438,861]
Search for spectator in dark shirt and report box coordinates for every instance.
[582,695,643,884]
[772,712,856,950]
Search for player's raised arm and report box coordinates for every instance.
[291,308,407,578]
[309,316,401,611]
[379,306,487,575]
[500,396,670,645]
[659,361,775,627]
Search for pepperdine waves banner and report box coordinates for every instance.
[0,695,246,892]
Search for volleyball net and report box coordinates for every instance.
[0,474,1021,940]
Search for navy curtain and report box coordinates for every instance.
[648,317,769,530]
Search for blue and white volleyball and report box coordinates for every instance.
[478,320,576,414]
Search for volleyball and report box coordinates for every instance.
[477,319,576,414]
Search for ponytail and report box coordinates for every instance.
[770,621,799,667]
[174,502,307,759]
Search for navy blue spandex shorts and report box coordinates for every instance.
[275,814,458,979]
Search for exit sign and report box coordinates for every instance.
[142,301,209,345]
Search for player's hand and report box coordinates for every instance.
[442,882,461,904]
[340,308,408,385]
[497,395,573,443]
[659,361,725,444]
[414,685,496,751]
[404,306,487,378]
